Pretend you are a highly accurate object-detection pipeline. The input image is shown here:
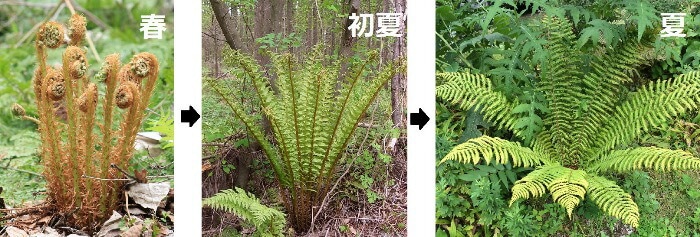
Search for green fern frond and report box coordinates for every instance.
[594,71,700,155]
[589,146,700,172]
[441,136,552,167]
[436,71,522,138]
[214,47,403,231]
[510,164,561,205]
[549,168,588,218]
[510,164,587,218]
[574,39,647,159]
[206,77,290,187]
[586,174,639,227]
[203,188,286,236]
[540,16,585,162]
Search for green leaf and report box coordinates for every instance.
[459,170,490,182]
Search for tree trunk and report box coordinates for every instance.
[390,0,407,129]
[209,0,240,50]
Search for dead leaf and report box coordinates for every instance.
[202,161,212,172]
[135,132,162,157]
[118,224,143,237]
[5,226,29,237]
[349,225,357,235]
[95,211,123,237]
[134,169,148,183]
[31,227,62,237]
[127,182,170,210]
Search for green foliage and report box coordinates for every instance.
[147,110,175,150]
[207,46,403,231]
[256,33,302,51]
[437,14,700,229]
[204,188,286,237]
[440,136,551,167]
[502,203,538,237]
[591,147,700,172]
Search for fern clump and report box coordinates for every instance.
[208,46,403,232]
[14,14,160,230]
[204,188,286,236]
[437,16,700,228]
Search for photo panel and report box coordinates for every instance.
[200,0,408,236]
[435,0,699,236]
[0,1,175,236]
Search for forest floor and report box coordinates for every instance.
[202,130,407,236]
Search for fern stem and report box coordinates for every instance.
[62,53,82,208]
[316,54,374,194]
[286,55,305,183]
[98,57,119,215]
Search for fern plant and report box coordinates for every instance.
[208,46,403,232]
[13,14,159,230]
[437,16,700,227]
[204,188,286,236]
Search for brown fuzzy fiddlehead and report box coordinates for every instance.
[38,22,64,49]
[68,14,86,46]
[45,67,65,101]
[15,14,162,232]
[64,46,88,80]
[78,83,98,112]
[115,81,138,109]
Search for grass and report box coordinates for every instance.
[568,164,700,236]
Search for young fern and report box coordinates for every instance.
[204,188,286,237]
[14,14,160,231]
[208,46,403,232]
[438,16,700,228]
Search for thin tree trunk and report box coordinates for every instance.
[210,0,239,50]
[390,0,406,129]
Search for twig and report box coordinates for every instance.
[110,164,137,180]
[0,1,55,8]
[82,174,173,181]
[68,0,108,29]
[0,166,43,177]
[0,6,24,32]
[63,0,101,62]
[310,101,379,231]
[0,208,40,221]
[82,174,130,181]
[0,206,44,212]
[14,0,63,48]
[124,191,131,219]
[357,122,379,128]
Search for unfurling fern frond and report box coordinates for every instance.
[203,188,286,237]
[441,136,552,167]
[510,164,587,218]
[589,147,700,172]
[593,71,700,155]
[586,174,640,227]
[436,72,522,138]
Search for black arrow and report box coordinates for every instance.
[410,108,429,130]
[181,106,200,127]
